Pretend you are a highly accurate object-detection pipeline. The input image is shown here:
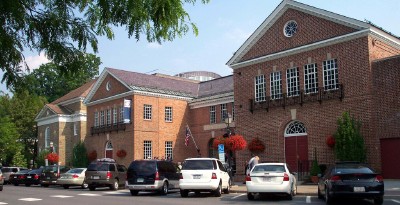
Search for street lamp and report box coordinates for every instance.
[223,113,234,183]
[223,113,233,138]
[49,141,54,153]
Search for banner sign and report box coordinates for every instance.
[123,99,131,124]
[218,144,225,163]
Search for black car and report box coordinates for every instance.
[126,160,180,196]
[9,170,31,186]
[317,162,384,205]
[40,165,70,187]
[25,168,44,186]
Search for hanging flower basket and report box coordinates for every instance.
[225,135,247,151]
[326,135,335,148]
[46,153,59,164]
[248,137,266,154]
[116,149,127,158]
[213,136,228,149]
[88,150,97,161]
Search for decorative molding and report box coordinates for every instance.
[189,92,234,109]
[36,113,87,126]
[203,122,235,131]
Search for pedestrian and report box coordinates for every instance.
[246,155,259,175]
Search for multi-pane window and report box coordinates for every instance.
[270,71,282,99]
[113,107,117,125]
[94,111,99,127]
[45,127,50,148]
[254,75,266,102]
[144,141,152,159]
[165,107,172,122]
[323,59,339,90]
[220,104,227,122]
[144,104,152,120]
[165,141,173,160]
[287,67,300,97]
[106,109,111,125]
[100,110,105,126]
[119,105,124,123]
[304,63,318,94]
[210,106,216,124]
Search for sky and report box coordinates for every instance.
[1,0,400,94]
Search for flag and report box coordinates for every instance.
[185,127,190,146]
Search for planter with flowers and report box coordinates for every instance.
[88,150,97,161]
[213,135,247,152]
[46,153,59,164]
[326,135,335,148]
[116,149,127,158]
[248,137,266,154]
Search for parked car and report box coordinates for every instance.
[179,158,230,197]
[40,165,70,187]
[85,158,127,191]
[126,160,180,196]
[317,162,384,205]
[24,168,44,186]
[9,169,31,186]
[245,163,297,200]
[1,167,28,184]
[0,169,4,191]
[57,168,88,189]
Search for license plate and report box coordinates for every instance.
[92,176,100,179]
[137,178,144,183]
[354,187,365,192]
[263,177,271,182]
[193,175,201,179]
[27,176,31,179]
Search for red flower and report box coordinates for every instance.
[248,137,266,153]
[225,135,247,151]
[326,135,335,148]
[46,153,59,164]
[116,149,127,158]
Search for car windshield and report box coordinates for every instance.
[87,163,110,171]
[43,166,58,172]
[128,161,156,172]
[252,165,285,173]
[182,160,215,170]
[67,168,84,174]
[334,165,374,174]
[28,169,42,174]
[16,170,30,174]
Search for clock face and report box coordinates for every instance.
[284,20,298,37]
[106,81,111,91]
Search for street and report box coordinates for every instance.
[1,185,400,205]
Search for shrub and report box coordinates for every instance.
[72,141,89,167]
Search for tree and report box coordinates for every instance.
[0,115,21,166]
[36,149,50,167]
[1,0,209,88]
[72,141,89,167]
[334,111,366,162]
[12,148,27,167]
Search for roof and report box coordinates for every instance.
[46,104,72,115]
[51,79,97,105]
[198,75,233,98]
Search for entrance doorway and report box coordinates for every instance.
[105,141,113,158]
[284,121,308,172]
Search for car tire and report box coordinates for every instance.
[110,180,119,190]
[374,196,383,205]
[89,185,96,191]
[130,190,139,196]
[180,189,189,197]
[13,183,19,186]
[63,185,69,189]
[247,193,254,200]
[214,182,222,197]
[159,182,168,195]
[0,186,3,191]
[317,187,323,199]
[43,184,49,187]
[325,187,333,204]
[223,183,230,194]
[25,184,31,187]
[82,183,88,189]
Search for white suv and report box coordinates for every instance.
[179,158,230,197]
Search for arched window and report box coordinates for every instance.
[284,121,307,137]
[105,141,113,158]
[45,127,50,148]
[106,141,113,150]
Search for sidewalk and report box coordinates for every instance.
[230,181,317,195]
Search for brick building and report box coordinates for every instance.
[227,0,400,178]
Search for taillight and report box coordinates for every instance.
[211,173,217,179]
[155,171,160,180]
[34,174,39,179]
[283,173,289,181]
[375,175,384,182]
[179,173,183,179]
[19,175,26,179]
[245,174,251,181]
[106,171,112,179]
[330,175,341,182]
[72,174,79,179]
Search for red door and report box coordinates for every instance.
[381,138,400,179]
[285,136,308,172]
[106,150,113,158]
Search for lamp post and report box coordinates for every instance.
[223,113,234,183]
[224,113,233,138]
[49,141,54,153]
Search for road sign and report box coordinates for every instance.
[218,144,225,163]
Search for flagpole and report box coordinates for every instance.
[186,124,201,156]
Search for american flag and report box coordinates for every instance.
[185,127,190,146]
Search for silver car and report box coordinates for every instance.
[57,168,88,189]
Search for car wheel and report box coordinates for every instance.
[223,183,230,194]
[194,191,200,195]
[159,182,168,195]
[82,183,88,189]
[25,184,31,187]
[89,185,96,191]
[63,185,69,189]
[214,182,222,197]
[325,187,333,204]
[13,183,19,186]
[130,190,139,196]
[0,185,3,191]
[374,196,383,205]
[247,193,254,200]
[110,180,119,190]
[180,189,189,197]
[43,184,49,187]
[317,186,323,199]
[292,182,297,196]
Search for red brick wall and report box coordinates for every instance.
[91,74,130,102]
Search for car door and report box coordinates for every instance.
[217,160,229,187]
[117,165,127,184]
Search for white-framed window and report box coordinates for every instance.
[73,122,78,136]
[254,75,266,102]
[45,127,50,148]
[287,67,300,97]
[106,109,111,125]
[220,104,227,122]
[144,104,152,120]
[94,111,99,127]
[323,59,339,91]
[165,141,173,160]
[144,141,152,159]
[100,110,105,126]
[119,105,124,123]
[113,106,117,125]
[304,63,318,94]
[270,71,282,99]
[165,107,172,122]
[210,106,216,124]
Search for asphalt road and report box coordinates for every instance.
[1,184,400,205]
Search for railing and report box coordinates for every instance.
[90,123,127,135]
[249,84,343,113]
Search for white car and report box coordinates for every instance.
[179,158,230,197]
[246,163,297,200]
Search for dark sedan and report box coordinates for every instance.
[9,170,31,186]
[25,168,43,186]
[317,162,384,205]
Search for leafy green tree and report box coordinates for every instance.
[72,141,89,168]
[36,149,50,167]
[0,115,20,165]
[1,0,209,88]
[334,111,366,162]
[12,147,27,167]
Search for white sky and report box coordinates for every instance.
[1,0,400,94]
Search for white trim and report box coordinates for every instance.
[36,113,87,126]
[370,29,400,50]
[57,97,84,106]
[190,96,234,109]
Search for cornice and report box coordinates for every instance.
[36,113,87,126]
[190,93,234,109]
